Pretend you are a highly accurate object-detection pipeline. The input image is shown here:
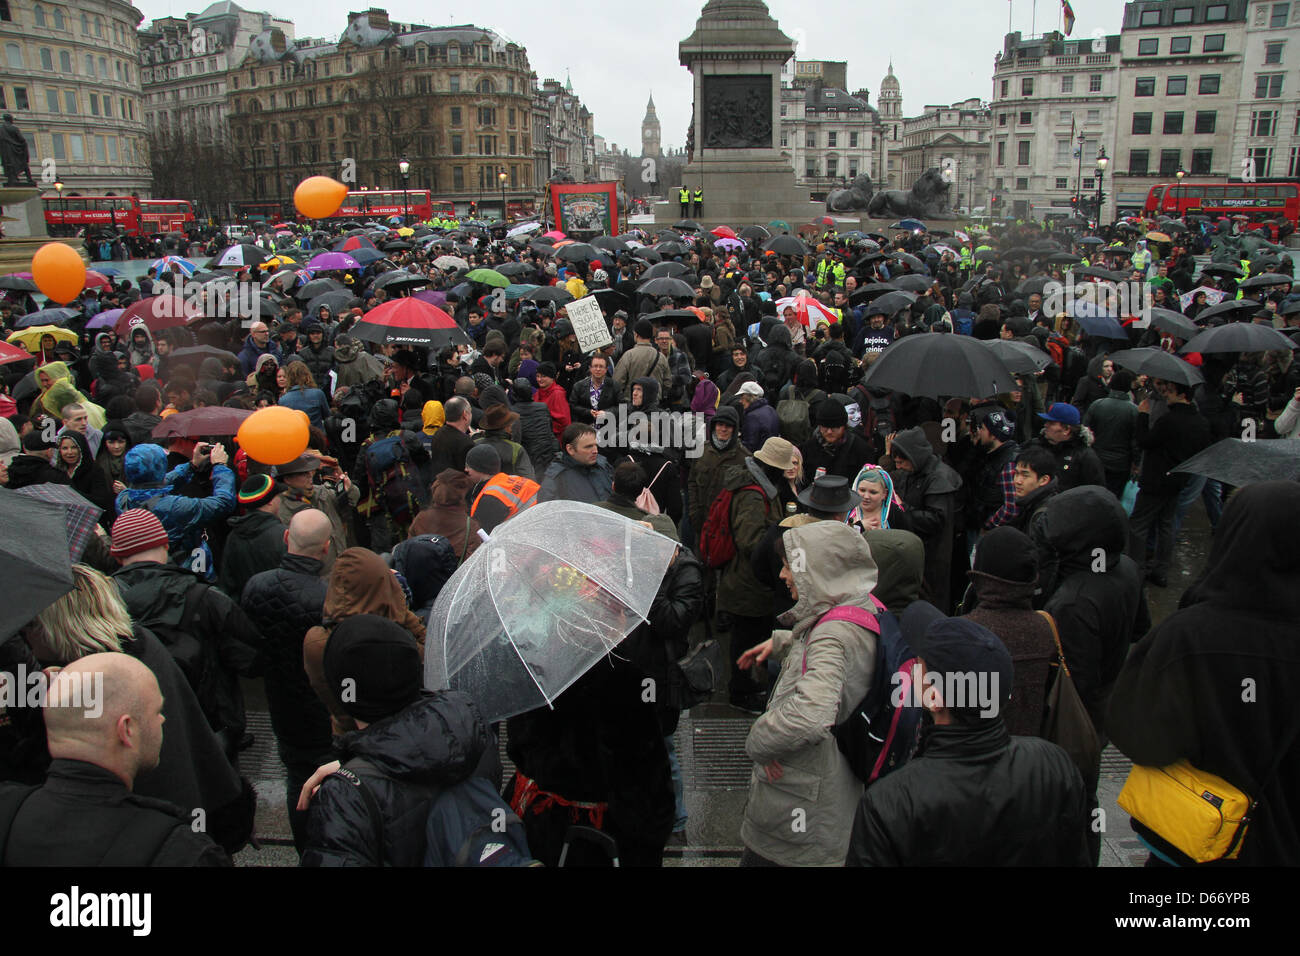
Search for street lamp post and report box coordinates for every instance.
[399,158,411,224]
[1095,148,1109,223]
[1175,166,1186,218]
[272,143,281,222]
[499,169,508,222]
[967,173,975,218]
[1074,131,1086,213]
[53,181,64,236]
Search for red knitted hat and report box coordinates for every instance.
[110,509,169,560]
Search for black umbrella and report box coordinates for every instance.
[1109,348,1205,387]
[643,261,689,279]
[864,290,918,317]
[851,252,887,270]
[630,247,663,264]
[656,229,685,242]
[641,309,701,328]
[981,338,1053,374]
[1047,252,1082,266]
[1075,266,1129,283]
[763,235,810,256]
[974,248,999,261]
[1200,263,1245,279]
[1077,237,1105,246]
[848,282,898,305]
[1148,308,1200,340]
[589,289,630,315]
[1179,322,1296,354]
[591,236,630,254]
[655,241,691,257]
[863,332,1018,399]
[306,290,361,316]
[890,252,927,272]
[168,345,240,368]
[1173,438,1300,485]
[0,275,38,292]
[891,274,935,293]
[1015,276,1056,298]
[0,490,76,640]
[381,240,413,251]
[13,308,79,329]
[372,271,429,294]
[1058,218,1089,229]
[738,225,771,243]
[1238,272,1292,291]
[495,262,532,277]
[637,276,695,299]
[523,287,575,304]
[295,277,346,301]
[554,243,604,263]
[674,220,703,232]
[1193,299,1268,326]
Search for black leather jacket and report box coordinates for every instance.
[300,692,492,867]
[846,720,1090,866]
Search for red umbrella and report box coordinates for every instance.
[350,298,470,348]
[336,235,378,252]
[0,341,33,365]
[710,225,737,239]
[115,296,204,337]
[152,406,254,439]
[83,271,113,290]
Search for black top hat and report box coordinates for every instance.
[795,475,856,514]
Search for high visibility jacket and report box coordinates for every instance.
[959,247,973,270]
[472,472,540,522]
[679,187,690,203]
[1132,250,1150,271]
[693,189,703,202]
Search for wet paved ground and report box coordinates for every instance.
[233,504,1214,868]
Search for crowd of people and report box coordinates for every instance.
[1,209,1297,869]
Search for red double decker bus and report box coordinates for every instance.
[323,189,436,221]
[43,195,196,236]
[1144,182,1300,229]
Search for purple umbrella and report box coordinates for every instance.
[308,252,361,271]
[714,237,747,251]
[85,309,124,330]
[413,289,448,308]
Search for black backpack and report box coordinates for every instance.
[819,349,851,395]
[139,581,222,727]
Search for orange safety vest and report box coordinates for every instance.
[472,473,540,522]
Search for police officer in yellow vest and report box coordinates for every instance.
[816,255,845,289]
[693,187,703,217]
[1131,240,1151,277]
[465,445,539,533]
[959,245,974,273]
[679,186,690,217]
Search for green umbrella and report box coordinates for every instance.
[768,219,791,231]
[504,283,539,301]
[464,268,510,288]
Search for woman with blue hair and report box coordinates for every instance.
[845,464,902,532]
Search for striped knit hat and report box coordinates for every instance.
[238,473,285,508]
[110,509,169,561]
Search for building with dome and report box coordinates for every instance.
[224,8,539,218]
[877,62,904,189]
[0,0,151,198]
[778,58,884,199]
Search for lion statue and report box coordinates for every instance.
[866,167,951,220]
[825,173,875,213]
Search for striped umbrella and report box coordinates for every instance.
[151,256,197,278]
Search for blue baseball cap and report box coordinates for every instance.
[1038,402,1081,426]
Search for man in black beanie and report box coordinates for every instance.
[300,615,494,867]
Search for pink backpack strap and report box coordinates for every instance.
[802,600,884,675]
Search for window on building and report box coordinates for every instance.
[1272,3,1290,28]
[39,47,53,71]
[1203,34,1225,53]
[1265,41,1285,65]
[1000,79,1009,98]
[827,156,838,177]
[997,140,1006,165]
[1249,146,1274,177]
[1061,75,1074,93]
[1087,109,1101,123]
[1139,9,1161,26]
[1135,77,1155,96]
[452,134,462,154]
[34,4,46,26]
[1016,177,1029,190]
[1129,149,1150,175]
[49,132,65,159]
[478,107,496,126]
[849,132,858,148]
[806,132,816,148]
[1167,76,1188,95]
[1021,77,1033,96]
[1159,149,1181,175]
[805,163,817,178]
[1138,38,1159,55]
[1256,74,1284,98]
[1053,177,1067,189]
[1089,74,1102,92]
[1191,148,1212,174]
[1164,111,1184,134]
[1172,6,1193,23]
[58,50,71,73]
[1019,110,1032,124]
[45,89,59,113]
[1251,109,1279,136]
[1017,140,1030,165]
[449,74,460,92]
[1205,4,1228,21]
[1199,75,1221,94]
[827,132,837,147]
[1170,36,1191,54]
[476,77,493,94]
[1132,112,1153,134]
[1195,110,1217,133]
[998,113,1007,126]
[13,86,26,109]
[451,107,462,126]
[1056,138,1072,163]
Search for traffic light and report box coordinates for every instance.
[1070,196,1079,209]
[990,195,1001,208]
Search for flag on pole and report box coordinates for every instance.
[1062,0,1076,35]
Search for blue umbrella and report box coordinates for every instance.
[349,248,387,266]
[891,218,927,232]
[85,309,124,330]
[95,266,122,276]
[1073,312,1129,340]
[151,256,197,278]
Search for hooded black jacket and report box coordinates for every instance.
[1041,487,1146,738]
[753,323,800,401]
[301,691,493,867]
[846,720,1090,866]
[1107,481,1300,866]
[219,509,288,600]
[687,406,747,531]
[888,427,963,612]
[1135,401,1212,496]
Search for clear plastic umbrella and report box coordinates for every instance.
[424,501,678,722]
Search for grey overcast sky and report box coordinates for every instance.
[136,0,1133,151]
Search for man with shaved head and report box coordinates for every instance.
[240,509,333,854]
[238,319,283,376]
[0,654,227,866]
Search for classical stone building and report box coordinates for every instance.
[990,30,1121,221]
[225,9,537,217]
[897,98,992,215]
[533,75,595,187]
[0,0,150,196]
[877,64,904,189]
[778,59,882,198]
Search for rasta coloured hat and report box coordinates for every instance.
[238,472,285,507]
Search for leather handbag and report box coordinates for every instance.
[1038,610,1102,785]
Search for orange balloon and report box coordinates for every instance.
[294,176,349,220]
[31,242,87,304]
[236,406,310,466]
